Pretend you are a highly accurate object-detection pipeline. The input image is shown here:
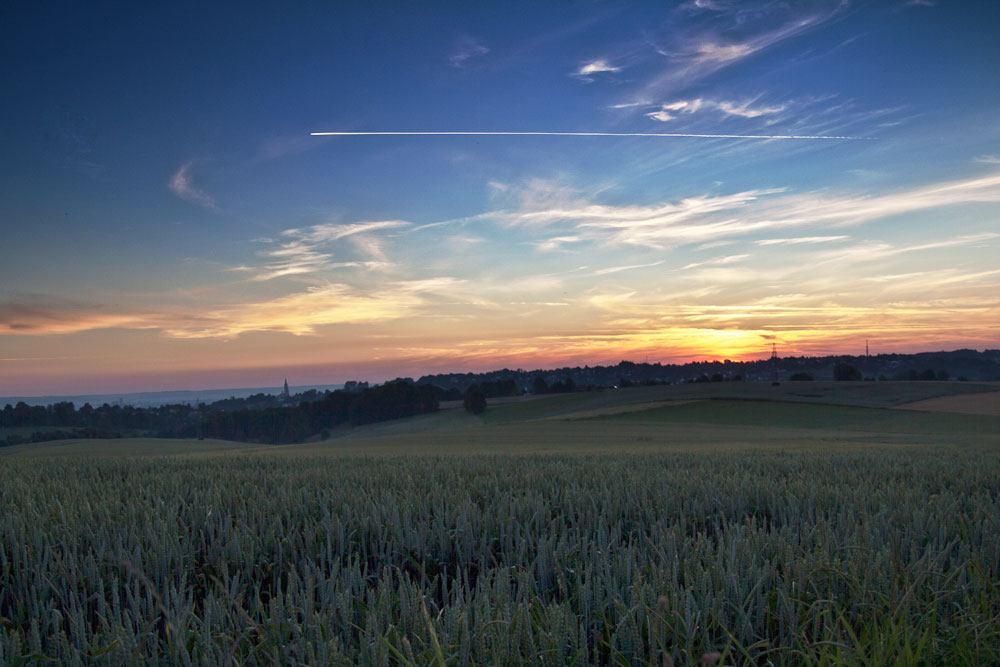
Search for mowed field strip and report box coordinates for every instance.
[897,389,1000,415]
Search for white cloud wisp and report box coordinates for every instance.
[168,163,218,211]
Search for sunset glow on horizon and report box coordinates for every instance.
[2,2,999,396]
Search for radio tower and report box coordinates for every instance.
[866,339,870,357]
[770,342,778,360]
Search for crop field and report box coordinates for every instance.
[898,391,1000,416]
[2,382,999,664]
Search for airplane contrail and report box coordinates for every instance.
[310,131,857,140]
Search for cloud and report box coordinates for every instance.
[695,240,736,250]
[789,233,1000,272]
[645,97,784,122]
[897,232,1000,253]
[532,235,585,252]
[164,284,424,338]
[685,0,730,10]
[573,59,622,79]
[247,220,410,281]
[646,110,676,122]
[168,162,218,211]
[256,133,333,162]
[975,155,1000,164]
[494,186,786,248]
[608,101,651,109]
[12,167,999,362]
[716,100,785,118]
[392,277,468,295]
[756,236,849,245]
[0,270,475,340]
[692,42,754,63]
[591,260,665,276]
[682,254,749,270]
[663,98,706,113]
[291,220,411,243]
[450,37,489,68]
[0,299,153,335]
[862,268,1000,292]
[488,170,1000,249]
[641,2,849,96]
[347,234,390,262]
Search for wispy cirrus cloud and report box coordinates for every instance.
[645,97,785,122]
[682,254,749,270]
[756,236,849,246]
[497,171,1000,250]
[531,235,585,252]
[591,260,665,276]
[450,37,489,68]
[590,1,852,119]
[164,284,424,338]
[494,186,785,248]
[809,233,1000,267]
[641,1,850,97]
[573,59,622,80]
[168,162,218,211]
[716,99,786,118]
[683,0,731,11]
[246,220,409,281]
[608,101,650,109]
[292,220,412,243]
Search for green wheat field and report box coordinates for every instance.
[2,382,999,665]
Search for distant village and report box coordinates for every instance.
[414,348,1000,394]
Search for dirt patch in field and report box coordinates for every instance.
[556,400,698,420]
[897,392,1000,416]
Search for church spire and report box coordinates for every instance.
[282,377,290,399]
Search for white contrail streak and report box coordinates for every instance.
[310,131,857,140]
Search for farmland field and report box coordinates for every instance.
[2,382,999,664]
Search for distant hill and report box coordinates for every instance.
[416,349,1000,393]
[0,383,345,409]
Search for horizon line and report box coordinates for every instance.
[310,131,860,140]
[6,346,988,400]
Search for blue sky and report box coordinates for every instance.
[2,1,999,394]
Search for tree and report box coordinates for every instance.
[463,387,487,415]
[833,363,862,381]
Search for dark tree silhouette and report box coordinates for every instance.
[463,386,487,415]
[833,363,862,381]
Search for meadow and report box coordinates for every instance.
[2,382,999,665]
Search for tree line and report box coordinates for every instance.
[1,381,439,447]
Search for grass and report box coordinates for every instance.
[2,381,999,664]
[4,382,998,459]
[3,448,999,664]
[0,436,259,458]
[595,397,1000,437]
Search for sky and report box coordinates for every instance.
[2,1,999,395]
